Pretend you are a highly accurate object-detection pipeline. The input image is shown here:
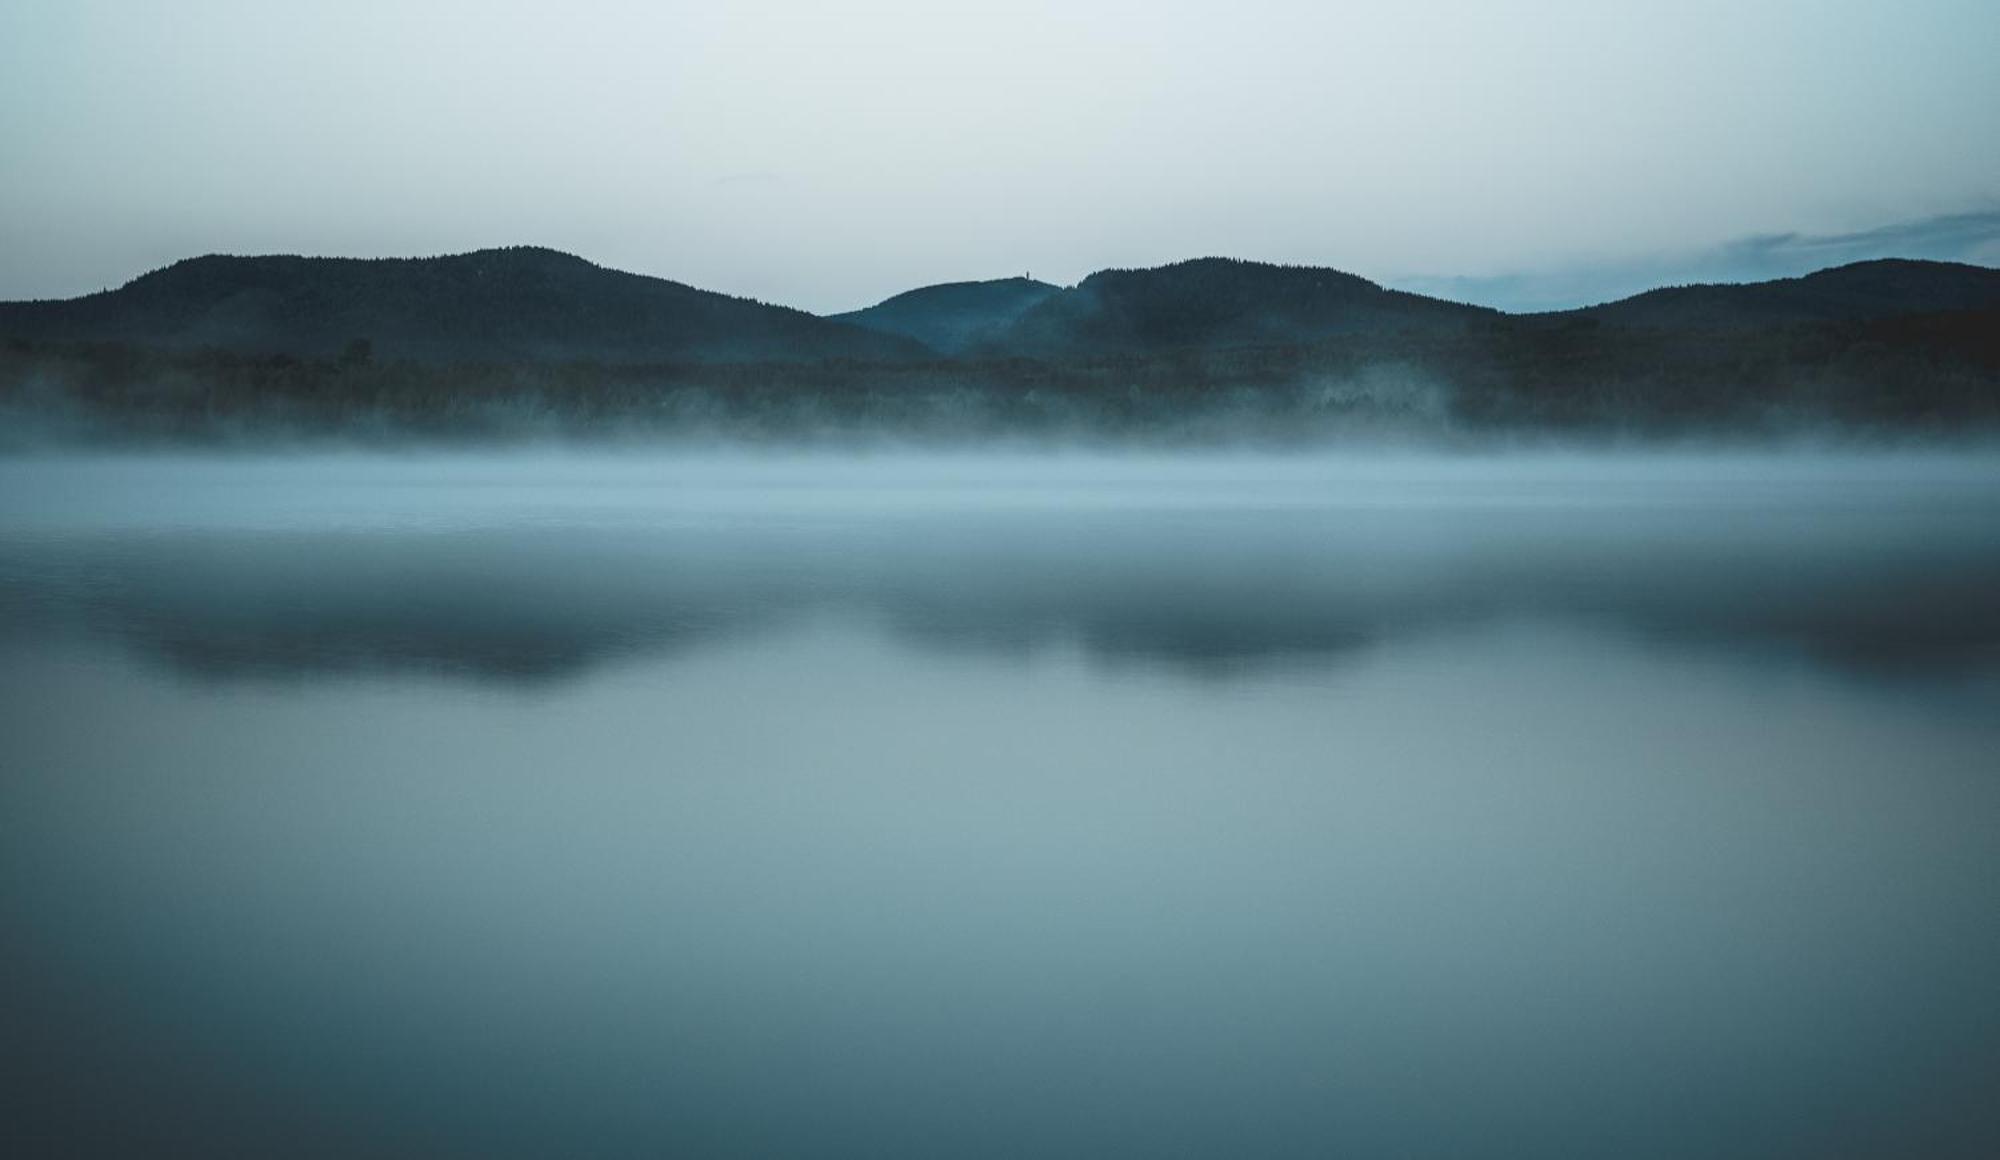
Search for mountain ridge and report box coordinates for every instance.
[987,258,1501,356]
[3,249,1996,368]
[0,246,929,364]
[1557,258,2000,329]
[832,276,1060,354]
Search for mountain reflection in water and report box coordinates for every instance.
[2,452,1997,1160]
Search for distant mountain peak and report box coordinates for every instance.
[1569,257,2000,327]
[7,249,1996,370]
[7,247,926,364]
[832,276,1063,355]
[995,256,1493,356]
[1080,257,1381,288]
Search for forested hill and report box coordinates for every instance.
[0,247,927,364]
[833,277,1060,354]
[9,250,1997,366]
[987,258,1500,356]
[2,249,1996,443]
[1564,259,2000,330]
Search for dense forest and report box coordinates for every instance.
[831,277,1060,354]
[2,251,1996,445]
[0,248,925,364]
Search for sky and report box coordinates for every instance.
[2,0,1995,313]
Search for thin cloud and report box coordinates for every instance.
[1719,211,2000,270]
[1394,209,2000,313]
[712,171,788,188]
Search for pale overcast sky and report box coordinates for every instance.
[2,0,1995,312]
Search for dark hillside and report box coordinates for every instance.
[990,258,1499,356]
[832,277,1060,354]
[0,247,927,364]
[1565,259,2000,330]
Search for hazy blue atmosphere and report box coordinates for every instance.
[3,452,1999,1157]
[4,0,1999,1154]
[3,0,1996,311]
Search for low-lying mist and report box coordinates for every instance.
[6,292,1996,450]
[4,448,1997,685]
[6,448,2000,1159]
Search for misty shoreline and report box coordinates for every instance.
[3,449,1997,690]
[4,251,1995,449]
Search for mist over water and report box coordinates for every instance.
[3,450,1999,1158]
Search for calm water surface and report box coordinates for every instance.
[2,452,1998,1158]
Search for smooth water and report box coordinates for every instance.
[3,452,1998,1158]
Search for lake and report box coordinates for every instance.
[2,450,1997,1158]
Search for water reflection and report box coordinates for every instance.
[3,454,1999,1158]
[3,499,1998,684]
